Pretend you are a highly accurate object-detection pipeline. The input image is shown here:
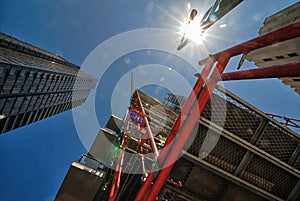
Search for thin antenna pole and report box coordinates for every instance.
[130,72,134,95]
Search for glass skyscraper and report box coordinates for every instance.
[0,32,97,134]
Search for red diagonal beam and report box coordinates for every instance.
[134,172,155,201]
[136,17,300,201]
[199,21,300,64]
[218,63,300,81]
[134,57,215,201]
[157,58,214,164]
[145,54,230,201]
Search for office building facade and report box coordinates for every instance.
[246,2,300,94]
[0,32,97,134]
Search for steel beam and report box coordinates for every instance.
[182,151,284,201]
[199,21,300,64]
[218,62,300,81]
[289,143,300,166]
[144,54,230,201]
[134,19,300,201]
[250,118,269,144]
[199,117,300,178]
[287,179,300,201]
[158,57,215,164]
[216,85,300,139]
[234,118,269,176]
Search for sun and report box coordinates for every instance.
[179,16,207,45]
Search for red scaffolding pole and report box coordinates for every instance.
[199,21,300,63]
[219,62,300,81]
[145,53,230,201]
[109,90,161,200]
[157,58,214,165]
[135,21,300,201]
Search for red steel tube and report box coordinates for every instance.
[109,152,124,201]
[144,117,159,158]
[109,122,129,201]
[139,123,149,146]
[134,172,155,201]
[135,59,213,200]
[145,81,218,201]
[145,54,230,201]
[137,16,300,201]
[158,57,215,165]
[199,21,300,64]
[219,62,300,81]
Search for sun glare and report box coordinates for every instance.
[179,16,206,45]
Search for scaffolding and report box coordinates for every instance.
[54,19,300,201]
[106,21,300,201]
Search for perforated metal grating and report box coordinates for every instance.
[257,122,299,164]
[163,87,299,200]
[122,87,300,201]
[241,155,299,200]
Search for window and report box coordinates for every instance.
[29,72,35,77]
[9,68,17,75]
[275,56,284,59]
[287,53,298,57]
[263,58,273,62]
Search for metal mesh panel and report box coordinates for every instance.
[203,91,263,143]
[167,165,225,201]
[257,122,299,163]
[222,103,262,142]
[165,90,263,143]
[187,122,248,174]
[139,90,178,139]
[163,93,187,114]
[130,89,300,200]
[183,165,228,201]
[296,158,300,170]
[172,159,227,201]
[187,126,208,156]
[202,95,228,126]
[240,155,299,200]
[158,188,178,201]
[168,158,228,201]
[202,135,247,174]
[169,158,195,187]
[222,183,267,201]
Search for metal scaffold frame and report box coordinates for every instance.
[108,90,162,201]
[109,21,300,201]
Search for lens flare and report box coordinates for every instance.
[219,23,227,28]
[179,16,205,45]
[209,12,219,23]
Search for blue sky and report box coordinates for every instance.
[0,0,299,200]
